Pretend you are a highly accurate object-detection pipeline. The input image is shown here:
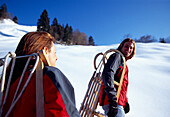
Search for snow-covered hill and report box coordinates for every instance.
[0,19,36,57]
[1,19,170,117]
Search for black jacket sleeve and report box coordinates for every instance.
[102,53,123,105]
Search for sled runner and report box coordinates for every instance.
[79,49,126,117]
[0,50,49,117]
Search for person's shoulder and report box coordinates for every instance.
[43,66,73,93]
[109,52,124,65]
[110,52,121,60]
[43,66,65,78]
[44,66,61,73]
[113,52,121,56]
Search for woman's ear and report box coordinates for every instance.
[39,48,51,66]
[43,47,49,55]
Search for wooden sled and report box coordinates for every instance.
[79,49,126,117]
[0,50,50,117]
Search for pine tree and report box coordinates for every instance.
[160,38,166,43]
[13,16,18,24]
[63,24,70,44]
[58,24,64,43]
[69,26,73,44]
[0,3,13,20]
[37,9,50,32]
[52,17,58,26]
[88,36,95,46]
[50,18,59,43]
[63,24,73,45]
[0,3,7,19]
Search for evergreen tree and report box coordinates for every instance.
[69,26,73,44]
[159,38,166,43]
[50,17,59,43]
[0,3,7,19]
[88,36,95,45]
[69,26,73,35]
[37,9,50,32]
[63,24,72,44]
[51,17,58,26]
[13,16,18,24]
[57,24,64,43]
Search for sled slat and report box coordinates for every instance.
[79,49,126,117]
[84,76,99,117]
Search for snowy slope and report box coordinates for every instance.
[0,19,170,117]
[0,19,36,57]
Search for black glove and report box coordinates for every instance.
[124,102,130,114]
[107,103,118,117]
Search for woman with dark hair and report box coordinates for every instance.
[3,32,80,117]
[99,38,136,117]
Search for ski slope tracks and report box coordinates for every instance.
[0,19,170,117]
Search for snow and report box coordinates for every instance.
[1,19,170,117]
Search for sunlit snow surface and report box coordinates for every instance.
[1,19,170,117]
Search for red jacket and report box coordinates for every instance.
[3,66,80,117]
[99,53,129,107]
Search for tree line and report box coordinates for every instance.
[0,3,18,23]
[37,9,95,45]
[0,3,170,44]
[0,4,95,45]
[123,34,170,43]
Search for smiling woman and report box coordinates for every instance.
[99,38,136,117]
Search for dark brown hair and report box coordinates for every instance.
[117,38,136,60]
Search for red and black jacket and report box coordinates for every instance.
[3,66,80,117]
[99,53,129,107]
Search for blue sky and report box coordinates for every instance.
[1,0,170,45]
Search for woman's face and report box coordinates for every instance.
[121,41,134,58]
[46,42,57,67]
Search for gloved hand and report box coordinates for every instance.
[124,102,130,114]
[107,102,118,117]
